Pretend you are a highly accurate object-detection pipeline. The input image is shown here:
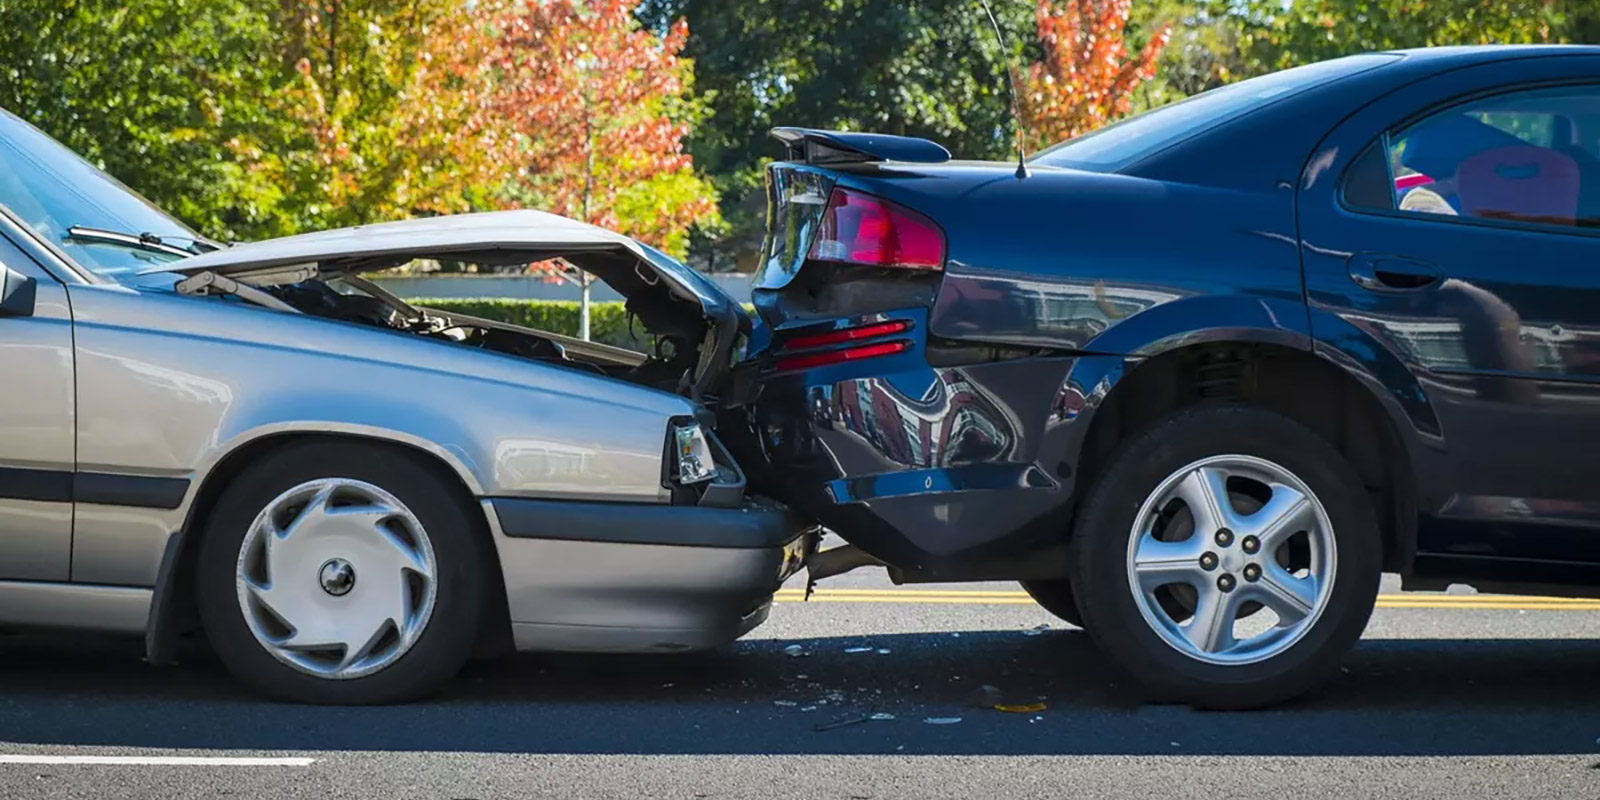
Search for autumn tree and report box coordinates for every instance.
[226,0,511,238]
[490,0,720,339]
[1019,0,1170,151]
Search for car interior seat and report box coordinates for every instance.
[1456,145,1582,226]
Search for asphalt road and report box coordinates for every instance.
[3,564,1600,799]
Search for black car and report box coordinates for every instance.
[721,45,1600,709]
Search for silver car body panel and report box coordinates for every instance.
[0,254,75,581]
[0,581,151,634]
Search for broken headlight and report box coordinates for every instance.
[672,421,716,485]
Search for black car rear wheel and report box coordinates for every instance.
[1020,579,1083,628]
[1070,406,1381,709]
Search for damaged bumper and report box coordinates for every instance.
[485,494,816,653]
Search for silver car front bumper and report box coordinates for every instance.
[483,497,815,653]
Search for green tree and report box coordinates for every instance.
[637,0,1037,269]
[0,0,280,240]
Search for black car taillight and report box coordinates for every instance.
[807,188,945,271]
[773,319,914,372]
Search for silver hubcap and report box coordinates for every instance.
[1125,455,1335,665]
[235,478,437,680]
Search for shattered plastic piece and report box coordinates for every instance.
[773,700,798,707]
[869,713,896,721]
[994,703,1047,713]
[814,715,870,732]
[801,706,818,712]
[1021,623,1051,637]
[876,648,891,654]
[843,646,873,654]
[1170,741,1181,747]
[923,717,963,725]
[784,645,808,658]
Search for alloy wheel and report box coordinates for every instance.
[1124,454,1336,665]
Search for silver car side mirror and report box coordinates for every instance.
[0,263,36,317]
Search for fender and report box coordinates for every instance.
[143,421,491,666]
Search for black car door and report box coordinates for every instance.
[1298,54,1600,580]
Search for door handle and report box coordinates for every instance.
[1348,254,1443,292]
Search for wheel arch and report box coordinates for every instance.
[1071,339,1421,574]
[145,430,511,666]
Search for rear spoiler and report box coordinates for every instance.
[771,127,951,166]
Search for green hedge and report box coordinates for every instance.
[411,298,648,350]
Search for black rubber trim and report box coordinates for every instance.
[491,496,812,549]
[74,473,190,509]
[0,467,72,503]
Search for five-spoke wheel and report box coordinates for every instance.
[1071,406,1381,709]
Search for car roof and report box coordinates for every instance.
[1384,44,1600,70]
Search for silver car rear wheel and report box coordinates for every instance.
[235,478,439,681]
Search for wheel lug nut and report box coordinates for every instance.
[1214,528,1234,547]
[1217,573,1236,593]
[1199,552,1219,571]
[1243,564,1261,582]
[1242,535,1260,554]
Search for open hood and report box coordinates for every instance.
[145,209,737,322]
[146,210,746,398]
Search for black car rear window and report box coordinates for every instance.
[1031,54,1402,173]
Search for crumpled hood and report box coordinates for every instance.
[142,209,735,319]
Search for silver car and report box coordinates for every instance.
[0,110,812,703]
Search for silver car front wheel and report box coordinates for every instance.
[236,478,438,680]
[198,441,490,704]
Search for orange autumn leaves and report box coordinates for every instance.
[239,0,717,258]
[489,0,718,256]
[1020,0,1171,151]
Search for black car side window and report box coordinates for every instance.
[1368,85,1600,230]
[1342,140,1396,212]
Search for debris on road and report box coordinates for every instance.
[843,646,873,654]
[994,703,1047,713]
[876,648,891,654]
[923,717,963,725]
[773,700,798,707]
[813,715,870,732]
[869,712,896,721]
[1021,624,1051,637]
[783,645,808,658]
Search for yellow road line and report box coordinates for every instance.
[772,588,1600,610]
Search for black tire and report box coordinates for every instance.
[1070,406,1381,710]
[196,441,491,704]
[1020,579,1084,628]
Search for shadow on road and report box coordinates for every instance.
[1,629,1596,757]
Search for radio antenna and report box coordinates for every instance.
[979,0,1029,179]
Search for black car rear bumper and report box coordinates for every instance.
[720,308,1113,577]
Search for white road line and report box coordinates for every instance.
[0,755,315,767]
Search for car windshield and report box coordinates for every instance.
[1030,53,1402,172]
[0,109,201,277]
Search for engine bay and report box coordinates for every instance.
[258,276,706,394]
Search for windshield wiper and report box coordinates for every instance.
[65,225,205,258]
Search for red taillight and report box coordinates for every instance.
[775,341,909,372]
[807,187,945,270]
[785,320,910,350]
